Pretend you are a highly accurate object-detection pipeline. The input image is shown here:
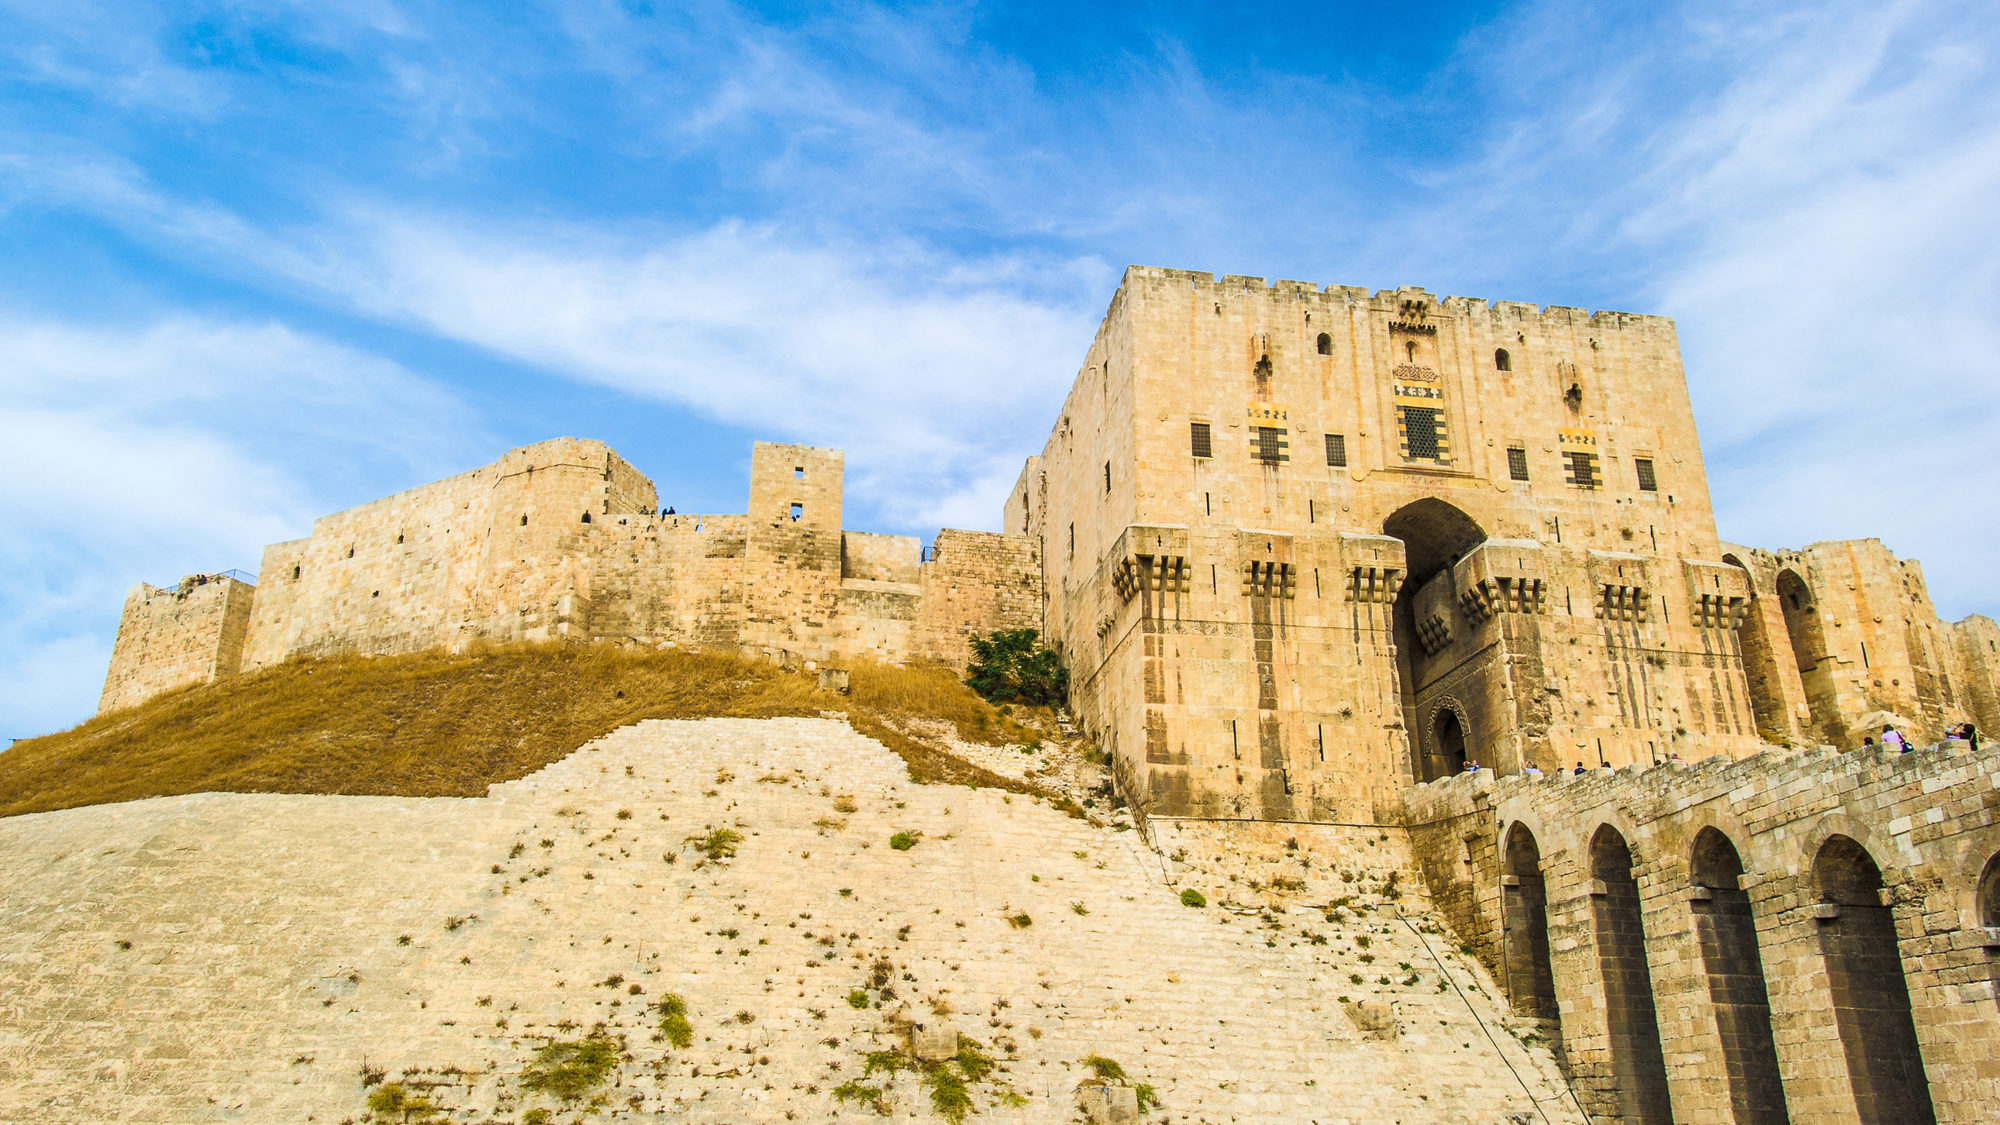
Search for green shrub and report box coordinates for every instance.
[964,629,1068,706]
[846,989,870,1009]
[1008,913,1032,928]
[1180,888,1206,908]
[889,831,916,851]
[927,1067,974,1124]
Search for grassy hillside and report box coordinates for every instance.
[0,645,1063,819]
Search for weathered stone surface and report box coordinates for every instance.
[1009,266,1998,826]
[0,717,1577,1124]
[98,573,254,712]
[1345,999,1398,1039]
[911,1022,957,1061]
[1078,1081,1139,1124]
[101,440,1041,713]
[1397,739,2000,1125]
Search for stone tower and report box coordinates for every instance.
[1013,266,1766,822]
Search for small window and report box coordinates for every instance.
[1635,458,1658,492]
[1316,332,1332,355]
[1507,447,1530,481]
[1565,450,1599,489]
[347,546,354,558]
[794,466,804,479]
[1256,427,1286,464]
[396,533,404,544]
[1190,422,1213,458]
[1104,461,1112,492]
[1325,433,1347,467]
[292,565,301,580]
[1495,348,1512,371]
[581,512,592,524]
[789,503,803,521]
[1401,407,1441,460]
[520,514,528,526]
[1068,523,1074,557]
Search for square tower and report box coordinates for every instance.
[1016,266,1760,823]
[742,442,846,659]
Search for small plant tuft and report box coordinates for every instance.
[518,1029,622,1102]
[366,1082,437,1123]
[1180,888,1207,908]
[689,828,743,860]
[1082,1055,1127,1082]
[657,993,693,1049]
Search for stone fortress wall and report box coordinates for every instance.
[85,262,2000,1125]
[1011,265,2000,826]
[996,264,2000,1125]
[100,440,1041,712]
[97,574,257,713]
[1393,737,2000,1125]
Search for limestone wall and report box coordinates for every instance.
[107,438,1042,712]
[239,438,658,668]
[740,443,846,660]
[1725,540,1999,747]
[841,531,920,583]
[564,514,750,648]
[915,530,1043,668]
[1954,614,2000,736]
[97,574,254,712]
[1395,740,2000,1125]
[1017,265,1769,825]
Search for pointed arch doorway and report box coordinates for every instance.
[1383,498,1488,780]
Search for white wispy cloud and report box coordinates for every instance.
[0,314,485,733]
[1348,0,2000,619]
[3,0,1995,760]
[0,152,1104,529]
[1627,2,2000,619]
[285,212,1106,529]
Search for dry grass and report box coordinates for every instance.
[0,644,1058,820]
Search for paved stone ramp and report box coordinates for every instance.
[0,718,1582,1124]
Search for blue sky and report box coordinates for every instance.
[4,0,1997,735]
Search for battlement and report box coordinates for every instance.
[1122,264,1672,325]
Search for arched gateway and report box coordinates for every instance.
[1383,499,1488,780]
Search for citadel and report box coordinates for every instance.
[62,266,2000,1125]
